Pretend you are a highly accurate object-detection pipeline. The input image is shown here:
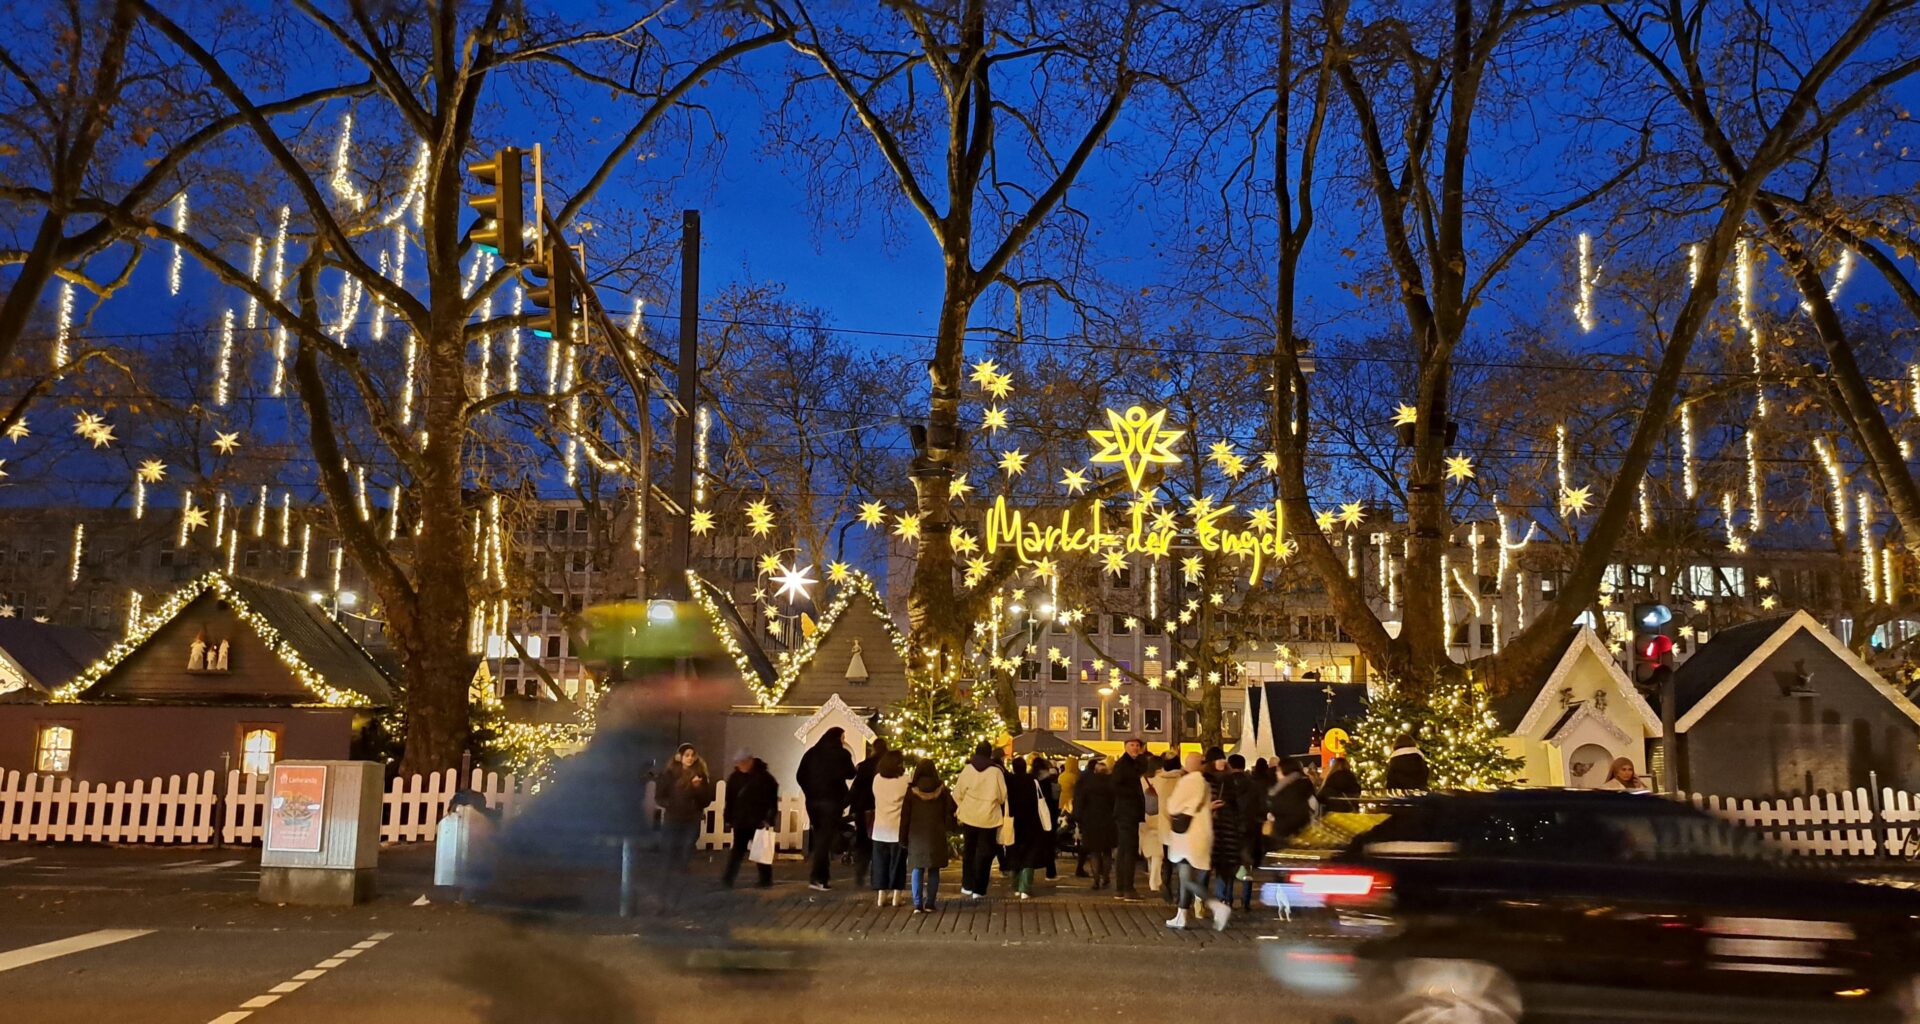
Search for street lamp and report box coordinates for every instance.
[1098,684,1114,742]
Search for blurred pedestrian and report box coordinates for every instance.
[1139,752,1164,896]
[798,727,855,891]
[953,741,1009,898]
[658,743,714,882]
[1111,737,1153,899]
[720,751,778,889]
[1269,755,1315,845]
[868,748,910,905]
[850,737,891,884]
[901,759,956,913]
[1074,756,1116,888]
[1386,732,1431,792]
[1033,756,1061,880]
[1150,752,1185,904]
[1058,755,1080,816]
[1205,748,1250,909]
[1166,751,1229,931]
[1005,757,1052,898]
[1318,756,1362,813]
[1600,757,1650,793]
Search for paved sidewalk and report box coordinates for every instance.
[755,886,1281,946]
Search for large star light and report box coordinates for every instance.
[774,562,817,603]
[1088,405,1183,493]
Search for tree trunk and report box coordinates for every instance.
[905,267,977,673]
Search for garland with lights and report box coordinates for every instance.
[685,567,912,708]
[52,571,380,707]
[1347,670,1522,791]
[468,677,589,785]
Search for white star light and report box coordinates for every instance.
[774,562,817,603]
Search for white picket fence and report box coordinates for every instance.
[1683,788,1918,857]
[2,767,813,850]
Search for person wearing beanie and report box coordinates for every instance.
[721,750,778,888]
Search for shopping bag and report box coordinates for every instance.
[997,815,1016,846]
[748,827,777,865]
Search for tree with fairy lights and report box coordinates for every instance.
[1347,670,1522,792]
[879,673,1002,779]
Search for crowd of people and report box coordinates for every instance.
[644,729,1438,930]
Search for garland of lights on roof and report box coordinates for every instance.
[687,567,911,708]
[51,571,374,707]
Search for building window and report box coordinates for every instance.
[1049,659,1067,682]
[1048,706,1069,731]
[1111,614,1132,636]
[1079,707,1098,732]
[34,724,73,773]
[1018,659,1039,681]
[240,727,279,775]
[1143,708,1163,733]
[551,509,570,533]
[1111,707,1131,733]
[1145,617,1163,636]
[1113,565,1132,589]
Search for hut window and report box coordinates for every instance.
[241,727,280,775]
[34,724,73,773]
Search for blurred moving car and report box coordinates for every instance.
[1260,790,1920,1024]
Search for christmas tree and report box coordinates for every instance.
[878,674,1003,778]
[1349,670,1522,790]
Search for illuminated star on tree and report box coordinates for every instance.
[1261,451,1280,473]
[0,604,12,618]
[1123,616,1140,631]
[1181,556,1204,583]
[1445,454,1475,482]
[981,406,1009,432]
[1088,405,1183,492]
[74,412,104,437]
[137,460,168,483]
[984,372,1014,399]
[1060,467,1089,495]
[745,499,776,537]
[893,513,922,540]
[212,431,241,455]
[3,418,26,442]
[997,449,1028,476]
[774,562,817,603]
[1188,495,1215,518]
[949,475,973,502]
[182,506,211,533]
[827,561,851,583]
[952,528,979,554]
[1558,485,1593,516]
[1338,502,1366,527]
[689,509,716,535]
[1392,404,1419,426]
[1207,440,1237,469]
[1315,509,1337,531]
[1152,509,1178,533]
[858,501,888,528]
[969,360,1001,387]
[1248,507,1276,532]
[1144,645,1159,659]
[1031,558,1058,581]
[1102,549,1128,576]
[1209,591,1226,606]
[757,552,783,575]
[88,424,117,448]
[1760,594,1778,610]
[1756,575,1773,590]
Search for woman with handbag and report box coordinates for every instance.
[1165,750,1230,931]
[1074,757,1117,889]
[868,749,911,906]
[900,759,956,912]
[1004,757,1053,898]
[720,751,778,889]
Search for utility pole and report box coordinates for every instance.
[668,210,700,599]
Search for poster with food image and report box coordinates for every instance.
[266,764,328,853]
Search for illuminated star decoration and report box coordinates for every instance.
[1102,549,1129,576]
[1031,558,1058,581]
[1060,467,1089,495]
[1392,404,1419,427]
[774,562,817,603]
[744,499,776,537]
[968,360,1001,387]
[74,412,105,438]
[1151,509,1178,533]
[757,552,782,575]
[182,506,211,533]
[893,513,921,540]
[689,509,716,535]
[981,406,1009,433]
[1261,451,1280,473]
[963,557,990,587]
[1315,509,1337,532]
[1181,556,1204,583]
[827,561,851,583]
[984,373,1014,399]
[1559,485,1594,516]
[858,501,888,528]
[1338,502,1365,527]
[1249,507,1276,532]
[1445,454,1475,482]
[1760,594,1778,610]
[1088,405,1184,493]
[948,475,973,502]
[212,431,241,455]
[137,459,168,483]
[998,449,1028,476]
[0,604,13,618]
[951,528,979,554]
[4,418,26,442]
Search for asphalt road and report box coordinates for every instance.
[0,847,1314,1024]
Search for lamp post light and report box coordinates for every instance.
[1098,684,1114,742]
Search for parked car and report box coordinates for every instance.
[1260,790,1920,1024]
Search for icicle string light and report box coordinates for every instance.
[1572,232,1598,332]
[328,113,366,211]
[279,492,292,548]
[226,528,239,576]
[1687,244,1701,288]
[1751,326,1767,418]
[1721,491,1737,546]
[268,206,291,396]
[1735,239,1755,331]
[1860,491,1878,602]
[1441,552,1453,645]
[213,491,228,540]
[388,485,402,541]
[1555,424,1571,495]
[177,491,195,548]
[213,309,236,407]
[168,193,188,295]
[1637,478,1651,531]
[695,405,710,507]
[125,591,142,638]
[1680,404,1698,499]
[508,286,523,392]
[1746,429,1763,533]
[133,477,146,520]
[298,523,312,577]
[253,485,268,538]
[354,464,370,521]
[379,142,430,226]
[371,249,391,341]
[245,236,264,329]
[69,524,84,583]
[331,544,343,594]
[400,331,419,426]
[1803,248,1856,312]
[53,282,74,368]
[1148,562,1158,620]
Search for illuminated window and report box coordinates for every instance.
[34,725,73,773]
[241,728,279,775]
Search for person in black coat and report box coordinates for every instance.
[1005,757,1051,898]
[1269,755,1316,842]
[1110,738,1153,897]
[1073,757,1117,889]
[721,752,779,888]
[1385,733,1431,792]
[797,727,855,890]
[1318,756,1362,813]
[849,737,890,884]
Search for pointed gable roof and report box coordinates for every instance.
[52,572,393,707]
[688,568,910,707]
[1674,610,1920,732]
[1498,627,1661,737]
[0,619,108,696]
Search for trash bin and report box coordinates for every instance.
[434,803,494,891]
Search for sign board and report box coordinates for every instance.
[265,763,328,853]
[1321,727,1350,767]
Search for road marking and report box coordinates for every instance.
[0,856,34,867]
[0,929,153,973]
[163,859,246,874]
[203,930,392,1024]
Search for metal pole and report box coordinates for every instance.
[620,837,636,917]
[1659,667,1677,794]
[668,210,699,599]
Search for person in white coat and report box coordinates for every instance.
[1148,751,1185,903]
[1164,751,1230,930]
[868,748,912,906]
[952,742,1010,898]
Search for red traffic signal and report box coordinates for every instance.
[1639,634,1674,662]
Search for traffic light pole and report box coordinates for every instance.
[668,210,700,600]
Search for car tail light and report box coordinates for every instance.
[1299,868,1392,901]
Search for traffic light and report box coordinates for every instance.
[521,243,575,340]
[468,147,524,264]
[1631,602,1675,682]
